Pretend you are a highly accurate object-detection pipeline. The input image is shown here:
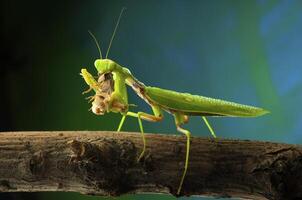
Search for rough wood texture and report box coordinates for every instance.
[0,131,301,199]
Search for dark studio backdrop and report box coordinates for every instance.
[1,0,302,200]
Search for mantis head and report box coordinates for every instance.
[94,59,116,74]
[84,8,128,115]
[88,7,126,74]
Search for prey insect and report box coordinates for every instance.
[80,8,269,195]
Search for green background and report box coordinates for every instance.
[1,0,302,199]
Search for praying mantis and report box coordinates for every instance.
[80,8,269,195]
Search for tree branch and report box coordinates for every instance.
[0,131,301,199]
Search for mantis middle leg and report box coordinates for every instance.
[174,115,217,194]
[117,105,163,161]
[174,112,191,195]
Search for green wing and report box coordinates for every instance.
[145,86,269,117]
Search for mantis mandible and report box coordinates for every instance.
[80,8,269,195]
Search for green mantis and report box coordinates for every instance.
[80,8,269,195]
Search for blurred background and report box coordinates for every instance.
[1,0,302,199]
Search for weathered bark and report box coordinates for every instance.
[0,131,301,199]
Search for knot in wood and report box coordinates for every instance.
[68,139,137,195]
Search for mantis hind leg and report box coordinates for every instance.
[201,116,217,138]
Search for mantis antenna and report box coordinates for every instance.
[105,7,127,58]
[88,30,103,59]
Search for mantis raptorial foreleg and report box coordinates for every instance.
[80,68,99,93]
[117,106,163,161]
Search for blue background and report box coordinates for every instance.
[1,0,302,199]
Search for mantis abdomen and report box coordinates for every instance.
[145,86,269,117]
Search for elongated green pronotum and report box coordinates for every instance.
[80,8,269,195]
